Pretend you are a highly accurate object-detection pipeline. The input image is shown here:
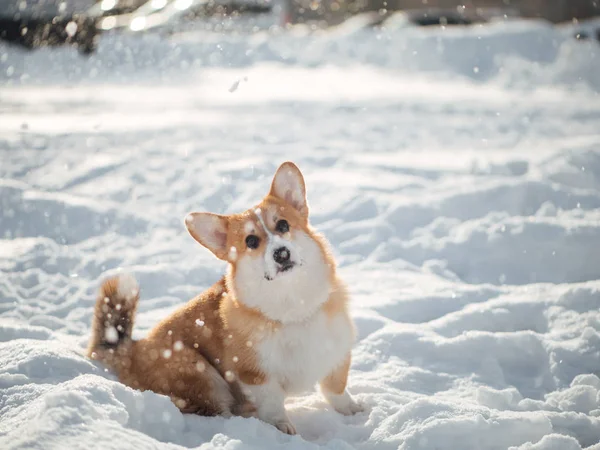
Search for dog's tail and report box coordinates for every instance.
[87,274,139,375]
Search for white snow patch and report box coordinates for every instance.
[173,341,184,352]
[104,326,119,344]
[509,434,583,450]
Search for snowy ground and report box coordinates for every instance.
[1,18,600,450]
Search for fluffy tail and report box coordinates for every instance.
[87,274,139,374]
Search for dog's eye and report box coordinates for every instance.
[245,235,260,249]
[275,219,289,233]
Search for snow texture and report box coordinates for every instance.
[1,17,600,450]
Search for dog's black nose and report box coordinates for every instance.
[273,247,291,264]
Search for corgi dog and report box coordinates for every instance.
[87,162,362,434]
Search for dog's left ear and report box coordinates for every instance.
[269,162,308,217]
[184,212,230,260]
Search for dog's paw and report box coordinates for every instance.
[334,396,364,416]
[275,420,297,435]
[325,390,364,416]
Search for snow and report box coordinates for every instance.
[1,16,600,450]
[104,325,119,344]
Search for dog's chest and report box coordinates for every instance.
[256,311,353,393]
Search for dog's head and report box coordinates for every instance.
[185,162,335,323]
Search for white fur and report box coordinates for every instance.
[116,273,139,303]
[232,230,331,323]
[257,309,354,393]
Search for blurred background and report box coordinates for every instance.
[0,0,599,60]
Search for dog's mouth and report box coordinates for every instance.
[264,262,296,281]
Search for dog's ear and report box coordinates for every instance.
[185,212,229,260]
[269,162,308,217]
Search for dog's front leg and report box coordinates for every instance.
[320,354,363,415]
[242,379,296,435]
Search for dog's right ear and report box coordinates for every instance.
[185,212,229,260]
[269,161,308,217]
